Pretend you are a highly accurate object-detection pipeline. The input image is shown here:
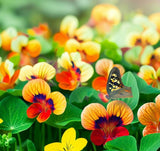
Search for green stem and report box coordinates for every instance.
[92,143,97,151]
[41,123,45,151]
[17,133,22,151]
[58,128,62,142]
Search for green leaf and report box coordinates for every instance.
[119,71,139,110]
[140,133,160,151]
[133,73,160,95]
[69,87,106,109]
[36,36,52,54]
[27,139,37,151]
[8,54,20,67]
[124,46,141,64]
[104,136,138,151]
[45,103,82,128]
[0,96,34,134]
[101,40,122,62]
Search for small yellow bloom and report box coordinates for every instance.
[0,118,3,124]
[44,127,87,151]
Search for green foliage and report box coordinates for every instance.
[104,136,138,151]
[0,96,34,134]
[139,133,160,151]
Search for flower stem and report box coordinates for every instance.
[92,143,97,151]
[17,133,22,151]
[41,123,45,151]
[58,128,62,142]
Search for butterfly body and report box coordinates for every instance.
[106,67,132,99]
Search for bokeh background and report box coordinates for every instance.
[0,0,160,33]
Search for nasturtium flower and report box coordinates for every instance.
[81,101,133,146]
[56,52,94,91]
[0,58,19,90]
[92,58,124,102]
[127,28,159,47]
[27,23,50,39]
[22,79,66,123]
[0,27,17,51]
[0,118,3,124]
[44,127,87,151]
[19,62,56,81]
[89,4,121,34]
[138,65,160,88]
[54,15,101,63]
[138,94,160,136]
[11,35,41,58]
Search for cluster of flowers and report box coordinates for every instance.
[0,3,160,150]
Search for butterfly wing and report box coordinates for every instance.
[106,67,132,99]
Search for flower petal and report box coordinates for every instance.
[72,138,87,150]
[44,142,64,151]
[19,65,34,81]
[81,103,107,130]
[22,79,51,103]
[49,92,66,115]
[54,32,69,46]
[79,62,94,82]
[92,76,107,94]
[107,100,133,125]
[27,103,42,119]
[138,65,157,85]
[33,62,56,80]
[95,58,113,76]
[80,41,101,62]
[58,52,72,70]
[143,124,160,136]
[90,129,106,146]
[25,39,41,57]
[65,39,80,53]
[137,102,160,125]
[60,15,78,37]
[61,128,76,148]
[56,71,78,90]
[37,109,52,123]
[0,118,3,124]
[155,94,160,111]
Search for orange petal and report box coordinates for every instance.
[143,124,160,136]
[92,76,107,94]
[138,65,157,85]
[25,39,41,57]
[80,41,101,62]
[95,58,113,76]
[22,79,51,103]
[137,102,160,126]
[155,94,160,111]
[49,92,66,115]
[10,70,20,85]
[81,103,107,130]
[37,109,52,123]
[54,32,69,46]
[106,100,133,125]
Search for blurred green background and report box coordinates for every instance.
[0,0,160,34]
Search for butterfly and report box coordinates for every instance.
[106,67,133,99]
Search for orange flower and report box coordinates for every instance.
[22,79,66,123]
[138,65,160,88]
[92,58,124,102]
[19,62,56,81]
[27,23,50,39]
[0,27,17,51]
[56,52,94,91]
[0,58,19,90]
[54,15,101,63]
[137,94,160,136]
[88,4,121,34]
[81,101,133,145]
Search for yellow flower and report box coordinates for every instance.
[44,127,87,151]
[0,118,3,124]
